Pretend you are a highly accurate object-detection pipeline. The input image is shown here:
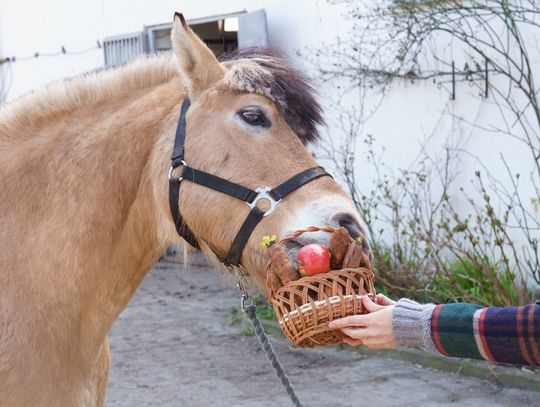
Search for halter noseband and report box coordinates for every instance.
[168,98,331,269]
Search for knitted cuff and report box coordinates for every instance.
[392,298,438,352]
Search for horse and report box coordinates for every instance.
[0,13,367,406]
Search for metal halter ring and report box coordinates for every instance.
[168,160,187,180]
[246,187,282,217]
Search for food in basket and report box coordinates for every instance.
[263,227,364,298]
[297,244,331,277]
[342,238,364,268]
[265,266,282,301]
[266,244,300,284]
[329,227,350,269]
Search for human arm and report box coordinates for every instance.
[426,301,540,365]
[329,295,540,366]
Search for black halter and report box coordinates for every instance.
[168,98,331,268]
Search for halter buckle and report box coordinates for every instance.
[246,187,282,217]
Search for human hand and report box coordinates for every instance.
[328,294,397,349]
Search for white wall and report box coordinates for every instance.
[0,0,349,101]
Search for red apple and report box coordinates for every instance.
[297,244,331,277]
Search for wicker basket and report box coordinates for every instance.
[268,226,376,348]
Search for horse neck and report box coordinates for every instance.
[74,82,183,337]
[4,80,182,350]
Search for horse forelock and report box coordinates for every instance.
[219,47,324,145]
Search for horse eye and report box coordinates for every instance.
[239,110,270,127]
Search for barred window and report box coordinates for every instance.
[103,10,268,66]
[103,32,148,67]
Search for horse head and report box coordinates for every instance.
[168,14,369,289]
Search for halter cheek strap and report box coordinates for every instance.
[168,98,200,249]
[168,97,332,268]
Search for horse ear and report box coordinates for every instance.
[171,13,225,99]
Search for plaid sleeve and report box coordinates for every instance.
[431,303,540,365]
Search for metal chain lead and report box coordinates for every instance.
[242,303,305,407]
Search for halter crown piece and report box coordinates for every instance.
[168,98,332,270]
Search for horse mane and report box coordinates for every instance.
[0,48,324,144]
[0,53,179,138]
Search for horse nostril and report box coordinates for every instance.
[333,213,364,239]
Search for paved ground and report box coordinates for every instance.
[106,261,539,407]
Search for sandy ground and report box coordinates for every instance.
[106,261,538,407]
